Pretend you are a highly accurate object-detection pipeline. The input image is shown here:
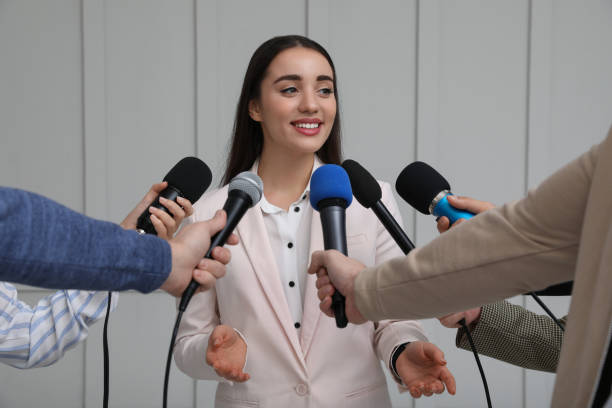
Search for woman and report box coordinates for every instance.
[174,35,455,407]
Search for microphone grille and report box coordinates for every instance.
[395,161,450,214]
[163,157,212,203]
[309,164,353,211]
[341,159,381,208]
[229,171,263,207]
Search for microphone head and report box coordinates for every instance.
[163,157,212,203]
[229,171,263,207]
[310,164,353,211]
[341,159,381,209]
[395,161,450,214]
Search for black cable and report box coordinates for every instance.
[163,310,184,408]
[459,318,492,408]
[528,292,565,332]
[103,291,112,408]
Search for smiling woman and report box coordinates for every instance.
[173,35,456,407]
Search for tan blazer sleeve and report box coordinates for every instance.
[354,143,600,322]
[456,300,565,372]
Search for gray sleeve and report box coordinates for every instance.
[456,300,565,372]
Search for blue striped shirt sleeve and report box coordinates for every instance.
[0,282,118,368]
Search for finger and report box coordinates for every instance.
[211,247,232,265]
[423,343,446,365]
[307,251,326,275]
[409,387,422,399]
[193,269,217,291]
[438,312,464,328]
[317,284,335,300]
[151,181,168,195]
[436,216,450,234]
[431,380,445,394]
[176,196,194,217]
[149,207,176,236]
[160,196,186,222]
[236,372,250,382]
[440,368,456,395]
[315,275,331,289]
[316,267,328,279]
[319,296,334,317]
[452,218,465,227]
[197,259,227,279]
[226,233,239,246]
[150,214,169,238]
[447,195,495,214]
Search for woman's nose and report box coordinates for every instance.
[298,92,318,113]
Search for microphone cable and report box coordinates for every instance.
[459,318,492,408]
[103,291,112,408]
[528,292,565,332]
[163,310,184,408]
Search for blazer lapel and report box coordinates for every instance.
[299,207,324,357]
[236,204,307,369]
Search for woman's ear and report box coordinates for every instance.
[248,100,262,122]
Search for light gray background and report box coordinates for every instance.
[1,0,611,407]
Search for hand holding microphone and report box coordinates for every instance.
[436,196,494,233]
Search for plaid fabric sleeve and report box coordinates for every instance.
[456,300,566,373]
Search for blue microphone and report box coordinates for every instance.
[395,161,474,224]
[310,164,353,328]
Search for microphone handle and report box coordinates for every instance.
[431,192,474,224]
[136,186,183,235]
[319,204,349,328]
[178,190,251,312]
[371,201,415,255]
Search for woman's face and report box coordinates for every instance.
[249,47,337,156]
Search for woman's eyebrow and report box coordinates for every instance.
[273,74,334,84]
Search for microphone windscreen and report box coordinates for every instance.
[395,161,450,214]
[163,157,212,203]
[310,164,353,211]
[341,159,381,209]
[229,171,263,207]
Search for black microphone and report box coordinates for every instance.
[395,161,474,225]
[178,171,263,312]
[342,159,415,255]
[136,157,212,235]
[310,164,353,328]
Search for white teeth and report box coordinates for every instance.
[295,123,320,129]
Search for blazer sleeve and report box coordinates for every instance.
[455,300,565,373]
[173,202,229,382]
[354,143,599,321]
[371,182,428,388]
[0,188,171,293]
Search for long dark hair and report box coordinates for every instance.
[222,35,342,185]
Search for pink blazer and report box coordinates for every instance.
[174,180,426,408]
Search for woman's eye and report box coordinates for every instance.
[281,87,298,94]
[318,87,333,96]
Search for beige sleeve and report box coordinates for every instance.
[354,143,599,322]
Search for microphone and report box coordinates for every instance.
[310,164,353,328]
[395,161,474,225]
[178,171,263,312]
[342,159,415,255]
[136,157,212,235]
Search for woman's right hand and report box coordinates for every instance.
[438,308,482,328]
[206,325,250,382]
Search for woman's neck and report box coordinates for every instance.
[258,148,314,211]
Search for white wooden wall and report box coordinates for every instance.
[1,0,611,407]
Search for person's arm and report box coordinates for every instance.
[0,188,171,292]
[0,283,118,368]
[454,300,564,372]
[353,143,599,321]
[371,183,454,397]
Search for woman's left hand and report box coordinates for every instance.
[395,341,456,398]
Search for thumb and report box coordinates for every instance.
[206,210,228,236]
[423,343,446,365]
